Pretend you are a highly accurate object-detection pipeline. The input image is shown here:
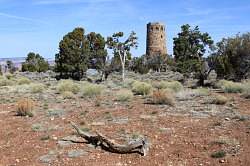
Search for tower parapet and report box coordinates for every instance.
[146,22,167,56]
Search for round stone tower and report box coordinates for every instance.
[146,22,167,56]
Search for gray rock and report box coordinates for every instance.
[39,154,57,163]
[159,127,174,134]
[58,140,73,147]
[112,117,129,124]
[47,109,65,117]
[67,149,88,158]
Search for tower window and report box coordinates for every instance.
[156,27,159,31]
[161,27,164,31]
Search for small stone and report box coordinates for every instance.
[219,159,225,163]
[58,140,73,147]
[225,118,230,121]
[67,149,88,158]
[52,136,58,140]
[39,154,57,163]
[15,159,20,163]
[91,122,105,126]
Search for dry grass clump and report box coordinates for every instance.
[122,78,136,88]
[16,99,34,117]
[62,91,75,99]
[17,77,31,85]
[57,79,80,94]
[132,81,152,95]
[151,89,175,106]
[194,88,210,96]
[30,83,45,93]
[5,73,15,80]
[81,82,104,98]
[115,89,134,102]
[0,77,15,86]
[176,88,210,101]
[217,80,244,93]
[212,94,228,105]
[241,81,250,99]
[153,81,183,92]
[242,90,250,99]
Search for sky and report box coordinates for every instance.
[0,0,249,59]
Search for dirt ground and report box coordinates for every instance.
[0,87,250,166]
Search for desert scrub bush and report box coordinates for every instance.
[132,81,152,95]
[30,83,45,93]
[57,79,80,94]
[241,81,250,98]
[0,77,15,86]
[242,90,250,99]
[153,81,183,92]
[217,80,244,93]
[80,82,104,98]
[212,94,228,105]
[5,73,15,80]
[194,88,210,96]
[151,89,175,106]
[17,77,31,85]
[211,150,226,158]
[16,99,34,117]
[115,89,134,102]
[123,78,136,88]
[62,91,75,99]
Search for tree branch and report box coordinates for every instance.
[70,122,150,156]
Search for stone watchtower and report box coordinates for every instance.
[146,22,167,56]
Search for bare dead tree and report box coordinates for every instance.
[69,122,150,156]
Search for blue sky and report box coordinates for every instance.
[0,0,249,59]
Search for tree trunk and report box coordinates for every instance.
[69,122,150,156]
[118,51,126,82]
[122,63,125,82]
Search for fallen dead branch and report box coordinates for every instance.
[70,121,150,156]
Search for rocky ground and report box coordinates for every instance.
[0,72,249,166]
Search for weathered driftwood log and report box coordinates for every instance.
[70,122,150,156]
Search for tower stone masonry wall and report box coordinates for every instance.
[146,22,167,56]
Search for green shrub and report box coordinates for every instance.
[153,81,183,92]
[115,89,133,102]
[211,150,226,158]
[123,78,136,88]
[217,80,244,93]
[212,95,228,105]
[242,81,250,98]
[0,78,15,86]
[5,73,15,80]
[62,91,75,99]
[242,91,250,99]
[151,89,175,106]
[194,88,210,96]
[80,82,104,98]
[18,77,31,85]
[57,80,80,94]
[132,81,152,95]
[30,83,45,93]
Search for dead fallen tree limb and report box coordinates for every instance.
[70,121,150,156]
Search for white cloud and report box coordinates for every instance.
[34,0,120,5]
[0,12,47,24]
